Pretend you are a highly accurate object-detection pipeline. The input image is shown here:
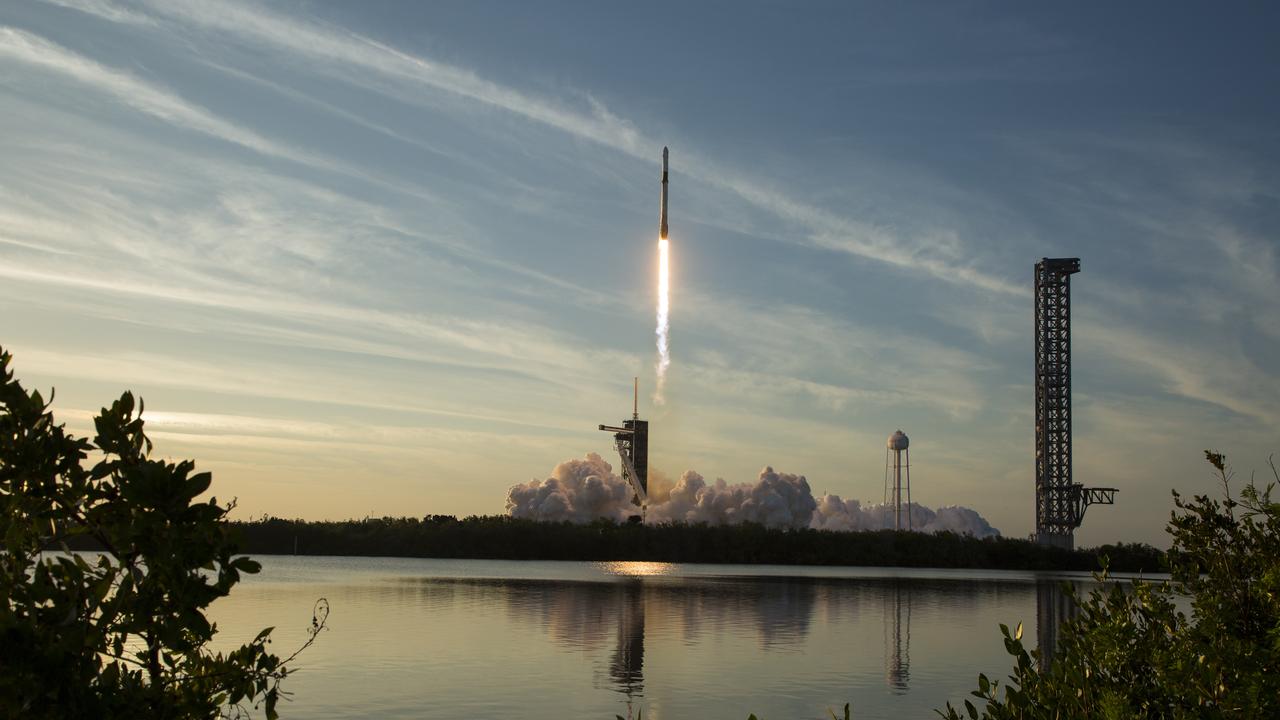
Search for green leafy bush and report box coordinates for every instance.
[940,451,1280,719]
[0,346,325,719]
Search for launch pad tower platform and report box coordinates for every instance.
[599,379,649,510]
[1034,258,1116,549]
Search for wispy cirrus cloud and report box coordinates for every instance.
[105,0,1022,296]
[13,346,596,434]
[0,25,460,210]
[1080,314,1280,427]
[39,0,154,25]
[4,4,1011,430]
[0,27,309,164]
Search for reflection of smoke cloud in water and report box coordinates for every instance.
[507,455,1000,536]
[495,575,817,660]
[422,573,1030,706]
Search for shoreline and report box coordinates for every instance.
[220,516,1165,574]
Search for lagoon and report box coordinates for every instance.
[210,557,1107,719]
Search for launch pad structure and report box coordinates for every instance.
[599,379,649,513]
[1034,258,1116,549]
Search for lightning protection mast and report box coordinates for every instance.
[1034,257,1115,549]
[598,378,649,517]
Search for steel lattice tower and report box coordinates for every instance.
[1034,258,1115,549]
[598,379,649,514]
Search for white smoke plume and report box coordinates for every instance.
[811,494,1000,538]
[504,453,636,523]
[507,455,1000,537]
[644,467,817,529]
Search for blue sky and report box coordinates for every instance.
[1,1,1277,545]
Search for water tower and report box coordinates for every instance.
[884,430,911,531]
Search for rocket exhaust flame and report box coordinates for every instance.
[655,237,670,403]
[655,147,671,404]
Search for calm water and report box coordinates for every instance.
[209,557,1102,719]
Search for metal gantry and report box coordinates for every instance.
[1034,258,1115,549]
[598,378,649,511]
[600,420,648,507]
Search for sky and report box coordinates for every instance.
[1,1,1277,546]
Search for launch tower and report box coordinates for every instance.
[1034,258,1115,549]
[598,379,649,510]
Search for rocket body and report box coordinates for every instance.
[654,146,671,403]
[659,146,669,240]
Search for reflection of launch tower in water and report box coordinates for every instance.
[883,579,911,692]
[608,582,645,699]
[1035,578,1078,669]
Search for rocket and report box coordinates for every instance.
[659,146,669,240]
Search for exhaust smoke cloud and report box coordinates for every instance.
[645,466,816,529]
[506,455,1000,537]
[811,494,1000,538]
[504,453,636,524]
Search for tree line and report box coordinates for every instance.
[223,514,1165,573]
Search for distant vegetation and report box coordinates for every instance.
[224,514,1164,573]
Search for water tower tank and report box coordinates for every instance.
[887,430,909,451]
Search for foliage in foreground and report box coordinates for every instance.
[0,347,325,719]
[940,451,1280,719]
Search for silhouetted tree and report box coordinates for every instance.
[0,347,325,719]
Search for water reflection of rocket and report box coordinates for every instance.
[659,147,669,240]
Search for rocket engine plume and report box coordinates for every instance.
[655,237,670,402]
[655,147,671,404]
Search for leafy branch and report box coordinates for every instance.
[0,346,325,719]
